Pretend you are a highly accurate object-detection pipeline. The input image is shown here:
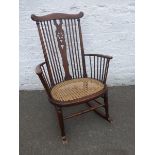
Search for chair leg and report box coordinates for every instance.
[104,89,112,123]
[55,106,67,144]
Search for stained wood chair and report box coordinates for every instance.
[31,12,113,144]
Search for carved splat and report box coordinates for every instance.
[54,19,72,80]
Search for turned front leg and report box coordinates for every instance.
[55,106,67,144]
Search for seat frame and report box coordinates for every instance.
[31,12,113,144]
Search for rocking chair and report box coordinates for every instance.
[31,12,113,144]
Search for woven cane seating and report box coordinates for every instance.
[51,78,104,103]
[31,12,113,143]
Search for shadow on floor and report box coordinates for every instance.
[19,86,135,155]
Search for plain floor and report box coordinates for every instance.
[19,86,135,155]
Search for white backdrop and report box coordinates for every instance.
[19,0,135,90]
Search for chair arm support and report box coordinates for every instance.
[84,53,113,83]
[35,62,52,99]
[84,54,113,60]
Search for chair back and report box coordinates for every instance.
[31,12,87,85]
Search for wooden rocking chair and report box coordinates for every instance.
[31,12,113,144]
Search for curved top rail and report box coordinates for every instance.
[31,12,84,22]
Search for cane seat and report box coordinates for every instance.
[51,78,104,103]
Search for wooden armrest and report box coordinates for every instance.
[84,54,112,83]
[84,54,113,59]
[35,62,46,75]
[35,62,52,99]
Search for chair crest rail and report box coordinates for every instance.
[31,12,84,22]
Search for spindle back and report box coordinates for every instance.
[31,12,87,85]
